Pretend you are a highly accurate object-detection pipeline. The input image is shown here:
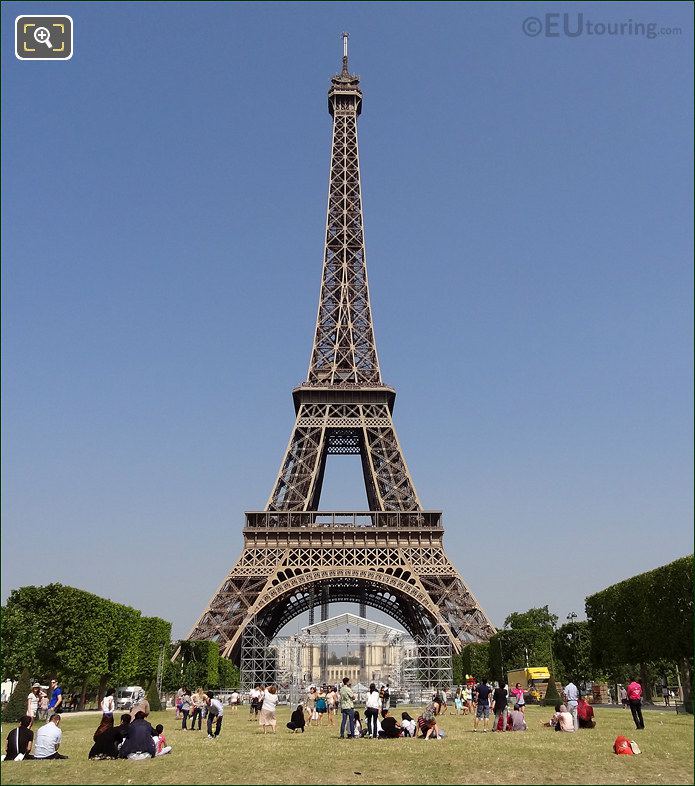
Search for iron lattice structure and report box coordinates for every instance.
[188,35,495,691]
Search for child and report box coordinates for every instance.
[353,710,363,738]
[152,724,172,756]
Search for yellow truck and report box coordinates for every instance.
[506,667,551,702]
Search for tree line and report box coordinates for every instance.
[453,556,692,708]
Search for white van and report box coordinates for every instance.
[116,686,144,710]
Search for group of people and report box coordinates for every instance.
[172,688,225,738]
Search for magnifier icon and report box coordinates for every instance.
[34,26,53,48]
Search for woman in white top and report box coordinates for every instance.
[365,683,381,739]
[101,688,115,715]
[259,685,278,733]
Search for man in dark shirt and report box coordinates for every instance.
[378,709,401,738]
[492,684,508,731]
[474,679,492,732]
[4,715,34,760]
[118,712,155,759]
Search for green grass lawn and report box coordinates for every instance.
[1,704,692,785]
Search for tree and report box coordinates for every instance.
[543,672,561,706]
[489,629,553,685]
[459,643,490,681]
[552,621,593,684]
[586,556,693,709]
[146,679,162,712]
[137,617,172,687]
[3,669,32,723]
[504,605,558,633]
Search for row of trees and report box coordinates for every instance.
[453,556,692,709]
[165,640,239,692]
[2,584,171,705]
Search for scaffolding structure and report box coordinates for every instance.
[239,620,278,691]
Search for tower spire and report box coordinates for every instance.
[341,31,349,75]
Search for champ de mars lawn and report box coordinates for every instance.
[1,704,692,785]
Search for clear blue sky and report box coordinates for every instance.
[2,1,692,639]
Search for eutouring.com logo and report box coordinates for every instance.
[522,13,682,40]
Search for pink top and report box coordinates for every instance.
[626,681,642,701]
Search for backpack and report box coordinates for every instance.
[315,697,326,712]
[614,736,634,755]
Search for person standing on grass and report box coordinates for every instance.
[510,682,526,713]
[46,678,63,719]
[180,687,192,730]
[492,682,508,731]
[626,678,645,729]
[563,679,580,731]
[27,683,41,720]
[326,685,338,726]
[175,686,184,719]
[339,677,356,738]
[473,678,492,732]
[620,686,628,708]
[259,685,278,733]
[365,682,380,738]
[206,691,224,739]
[101,688,116,716]
[190,688,205,731]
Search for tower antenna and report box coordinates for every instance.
[341,31,349,74]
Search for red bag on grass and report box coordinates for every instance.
[614,736,634,755]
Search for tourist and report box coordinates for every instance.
[353,710,364,737]
[259,685,278,733]
[326,685,338,725]
[365,683,380,738]
[508,707,527,731]
[116,712,131,742]
[46,678,63,718]
[620,686,628,708]
[153,724,172,756]
[510,682,527,713]
[4,715,33,760]
[544,703,575,732]
[463,684,473,714]
[119,711,155,759]
[249,684,263,721]
[563,679,580,731]
[417,698,441,739]
[315,686,328,726]
[175,687,184,719]
[339,676,356,738]
[454,685,464,715]
[31,713,68,759]
[382,684,391,712]
[230,689,240,711]
[38,689,49,719]
[101,688,115,716]
[180,687,192,730]
[27,683,41,720]
[401,711,417,737]
[130,689,150,720]
[626,677,645,729]
[305,686,317,725]
[439,686,448,714]
[473,678,492,732]
[492,682,508,732]
[190,688,205,730]
[662,685,670,706]
[206,691,224,738]
[378,708,401,738]
[88,713,122,759]
[577,696,596,729]
[287,704,306,732]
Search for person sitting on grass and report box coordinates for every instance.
[378,709,402,738]
[577,697,596,729]
[353,710,364,737]
[417,699,441,739]
[88,713,123,760]
[401,712,417,737]
[29,714,68,760]
[152,724,172,756]
[4,715,34,760]
[118,711,155,759]
[543,703,575,732]
[508,707,527,731]
[287,704,306,733]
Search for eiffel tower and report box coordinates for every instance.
[188,34,495,688]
